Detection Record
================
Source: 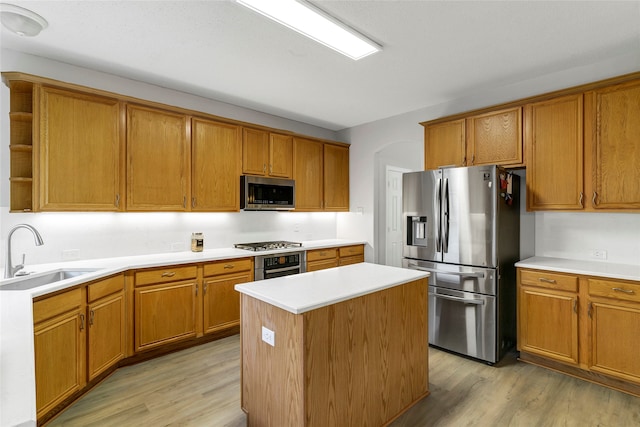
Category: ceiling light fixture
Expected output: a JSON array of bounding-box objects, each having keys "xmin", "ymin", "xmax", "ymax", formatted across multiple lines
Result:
[
  {"xmin": 236, "ymin": 0, "xmax": 381, "ymax": 60},
  {"xmin": 0, "ymin": 3, "xmax": 48, "ymax": 37}
]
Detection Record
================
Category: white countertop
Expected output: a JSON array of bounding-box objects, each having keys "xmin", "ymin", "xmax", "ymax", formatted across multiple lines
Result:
[
  {"xmin": 235, "ymin": 262, "xmax": 429, "ymax": 314},
  {"xmin": 515, "ymin": 256, "xmax": 640, "ymax": 282},
  {"xmin": 0, "ymin": 239, "xmax": 364, "ymax": 427}
]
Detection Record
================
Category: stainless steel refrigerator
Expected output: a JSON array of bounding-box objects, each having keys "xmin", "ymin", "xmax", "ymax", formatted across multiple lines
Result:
[{"xmin": 402, "ymin": 165, "xmax": 519, "ymax": 364}]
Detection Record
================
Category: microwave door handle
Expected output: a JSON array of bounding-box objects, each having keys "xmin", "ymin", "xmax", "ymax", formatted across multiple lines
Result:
[{"xmin": 435, "ymin": 178, "xmax": 442, "ymax": 252}]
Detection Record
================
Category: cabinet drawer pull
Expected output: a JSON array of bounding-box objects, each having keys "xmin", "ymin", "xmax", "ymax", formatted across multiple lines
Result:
[
  {"xmin": 592, "ymin": 191, "xmax": 598, "ymax": 206},
  {"xmin": 588, "ymin": 302, "xmax": 593, "ymax": 318},
  {"xmin": 80, "ymin": 314, "xmax": 85, "ymax": 331},
  {"xmin": 579, "ymin": 192, "xmax": 584, "ymax": 208},
  {"xmin": 161, "ymin": 272, "xmax": 176, "ymax": 278},
  {"xmin": 89, "ymin": 310, "xmax": 95, "ymax": 326},
  {"xmin": 612, "ymin": 287, "xmax": 635, "ymax": 294},
  {"xmin": 573, "ymin": 299, "xmax": 577, "ymax": 314},
  {"xmin": 224, "ymin": 264, "xmax": 235, "ymax": 269},
  {"xmin": 539, "ymin": 278, "xmax": 557, "ymax": 284},
  {"xmin": 115, "ymin": 193, "xmax": 120, "ymax": 208}
]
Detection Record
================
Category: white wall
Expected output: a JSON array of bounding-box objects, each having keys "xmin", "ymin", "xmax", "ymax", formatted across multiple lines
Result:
[
  {"xmin": 0, "ymin": 49, "xmax": 341, "ymax": 266},
  {"xmin": 337, "ymin": 50, "xmax": 640, "ymax": 265}
]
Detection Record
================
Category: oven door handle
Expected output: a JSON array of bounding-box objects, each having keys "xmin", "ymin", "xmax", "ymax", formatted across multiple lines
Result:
[
  {"xmin": 407, "ymin": 264, "xmax": 485, "ymax": 279},
  {"xmin": 263, "ymin": 266, "xmax": 300, "ymax": 275},
  {"xmin": 433, "ymin": 293, "xmax": 485, "ymax": 305}
]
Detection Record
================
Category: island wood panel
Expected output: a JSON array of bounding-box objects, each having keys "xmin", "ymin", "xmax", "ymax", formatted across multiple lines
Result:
[
  {"xmin": 240, "ymin": 294, "xmax": 305, "ymax": 426},
  {"xmin": 240, "ymin": 277, "xmax": 428, "ymax": 427}
]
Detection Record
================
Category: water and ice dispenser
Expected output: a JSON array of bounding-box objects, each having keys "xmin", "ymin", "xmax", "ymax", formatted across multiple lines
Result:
[{"xmin": 407, "ymin": 216, "xmax": 428, "ymax": 247}]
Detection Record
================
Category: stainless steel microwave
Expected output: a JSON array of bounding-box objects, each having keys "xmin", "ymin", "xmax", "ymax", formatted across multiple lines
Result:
[{"xmin": 240, "ymin": 176, "xmax": 295, "ymax": 211}]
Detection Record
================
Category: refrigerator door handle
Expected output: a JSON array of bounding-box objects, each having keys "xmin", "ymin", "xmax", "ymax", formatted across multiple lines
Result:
[
  {"xmin": 442, "ymin": 178, "xmax": 449, "ymax": 253},
  {"xmin": 435, "ymin": 178, "xmax": 442, "ymax": 252}
]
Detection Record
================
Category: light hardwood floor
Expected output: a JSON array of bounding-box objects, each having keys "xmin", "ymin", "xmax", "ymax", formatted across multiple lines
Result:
[{"xmin": 49, "ymin": 334, "xmax": 639, "ymax": 426}]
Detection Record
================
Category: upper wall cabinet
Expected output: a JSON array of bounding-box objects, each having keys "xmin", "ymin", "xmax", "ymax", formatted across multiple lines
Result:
[
  {"xmin": 466, "ymin": 107, "xmax": 523, "ymax": 167},
  {"xmin": 423, "ymin": 107, "xmax": 523, "ymax": 170},
  {"xmin": 423, "ymin": 119, "xmax": 465, "ymax": 170},
  {"xmin": 525, "ymin": 94, "xmax": 584, "ymax": 211},
  {"xmin": 192, "ymin": 118, "xmax": 242, "ymax": 211},
  {"xmin": 584, "ymin": 80, "xmax": 640, "ymax": 210},
  {"xmin": 324, "ymin": 143, "xmax": 349, "ymax": 211},
  {"xmin": 127, "ymin": 105, "xmax": 190, "ymax": 211},
  {"xmin": 242, "ymin": 128, "xmax": 293, "ymax": 178},
  {"xmin": 293, "ymin": 137, "xmax": 324, "ymax": 211},
  {"xmin": 7, "ymin": 79, "xmax": 35, "ymax": 212},
  {"xmin": 39, "ymin": 87, "xmax": 124, "ymax": 211}
]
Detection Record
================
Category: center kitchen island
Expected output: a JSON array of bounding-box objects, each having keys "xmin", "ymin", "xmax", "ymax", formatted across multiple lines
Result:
[{"xmin": 235, "ymin": 263, "xmax": 430, "ymax": 427}]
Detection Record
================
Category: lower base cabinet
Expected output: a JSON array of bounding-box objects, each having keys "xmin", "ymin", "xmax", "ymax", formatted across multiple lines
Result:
[
  {"xmin": 518, "ymin": 268, "xmax": 640, "ymax": 395},
  {"xmin": 307, "ymin": 244, "xmax": 364, "ymax": 271}
]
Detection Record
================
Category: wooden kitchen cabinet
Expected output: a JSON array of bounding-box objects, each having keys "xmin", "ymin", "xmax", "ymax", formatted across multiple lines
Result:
[
  {"xmin": 39, "ymin": 86, "xmax": 124, "ymax": 211},
  {"xmin": 323, "ymin": 143, "xmax": 350, "ymax": 211},
  {"xmin": 134, "ymin": 265, "xmax": 198, "ymax": 352},
  {"xmin": 524, "ymin": 94, "xmax": 584, "ymax": 211},
  {"xmin": 192, "ymin": 118, "xmax": 242, "ymax": 211},
  {"xmin": 424, "ymin": 118, "xmax": 466, "ymax": 170},
  {"xmin": 294, "ymin": 137, "xmax": 324, "ymax": 211},
  {"xmin": 584, "ymin": 80, "xmax": 640, "ymax": 210},
  {"xmin": 517, "ymin": 269, "xmax": 579, "ymax": 365},
  {"xmin": 242, "ymin": 128, "xmax": 293, "ymax": 178},
  {"xmin": 202, "ymin": 258, "xmax": 253, "ymax": 334},
  {"xmin": 127, "ymin": 105, "xmax": 190, "ymax": 211},
  {"xmin": 33, "ymin": 288, "xmax": 85, "ymax": 419},
  {"xmin": 466, "ymin": 106, "xmax": 523, "ymax": 167},
  {"xmin": 87, "ymin": 275, "xmax": 125, "ymax": 381},
  {"xmin": 7, "ymin": 79, "xmax": 35, "ymax": 212},
  {"xmin": 338, "ymin": 244, "xmax": 365, "ymax": 266},
  {"xmin": 587, "ymin": 278, "xmax": 640, "ymax": 384},
  {"xmin": 307, "ymin": 247, "xmax": 338, "ymax": 272}
]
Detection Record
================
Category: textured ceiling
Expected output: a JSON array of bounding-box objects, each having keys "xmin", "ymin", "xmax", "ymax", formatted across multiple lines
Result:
[{"xmin": 1, "ymin": 0, "xmax": 639, "ymax": 130}]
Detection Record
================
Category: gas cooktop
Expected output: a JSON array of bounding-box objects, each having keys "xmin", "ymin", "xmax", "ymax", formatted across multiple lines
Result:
[{"xmin": 234, "ymin": 241, "xmax": 302, "ymax": 252}]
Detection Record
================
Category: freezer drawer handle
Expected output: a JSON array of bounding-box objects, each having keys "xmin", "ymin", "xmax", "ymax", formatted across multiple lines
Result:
[
  {"xmin": 434, "ymin": 293, "xmax": 484, "ymax": 305},
  {"xmin": 408, "ymin": 264, "xmax": 485, "ymax": 279}
]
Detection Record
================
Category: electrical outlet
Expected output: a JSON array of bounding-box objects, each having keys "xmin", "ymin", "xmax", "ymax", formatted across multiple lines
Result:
[
  {"xmin": 294, "ymin": 223, "xmax": 300, "ymax": 233},
  {"xmin": 62, "ymin": 249, "xmax": 80, "ymax": 260},
  {"xmin": 261, "ymin": 326, "xmax": 275, "ymax": 347},
  {"xmin": 592, "ymin": 249, "xmax": 608, "ymax": 260}
]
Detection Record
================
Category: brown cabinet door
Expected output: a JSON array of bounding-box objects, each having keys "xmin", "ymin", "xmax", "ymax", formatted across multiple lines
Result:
[
  {"xmin": 586, "ymin": 80, "xmax": 640, "ymax": 209},
  {"xmin": 269, "ymin": 133, "xmax": 293, "ymax": 178},
  {"xmin": 466, "ymin": 106, "xmax": 523, "ymax": 167},
  {"xmin": 307, "ymin": 258, "xmax": 339, "ymax": 272},
  {"xmin": 525, "ymin": 94, "xmax": 584, "ymax": 210},
  {"xmin": 192, "ymin": 118, "xmax": 242, "ymax": 211},
  {"xmin": 242, "ymin": 128, "xmax": 269, "ymax": 176},
  {"xmin": 127, "ymin": 105, "xmax": 189, "ymax": 211},
  {"xmin": 87, "ymin": 291, "xmax": 125, "ymax": 381},
  {"xmin": 34, "ymin": 310, "xmax": 85, "ymax": 418},
  {"xmin": 294, "ymin": 137, "xmax": 323, "ymax": 211},
  {"xmin": 203, "ymin": 271, "xmax": 252, "ymax": 334},
  {"xmin": 424, "ymin": 119, "xmax": 466, "ymax": 170},
  {"xmin": 40, "ymin": 87, "xmax": 123, "ymax": 211},
  {"xmin": 589, "ymin": 299, "xmax": 640, "ymax": 383},
  {"xmin": 324, "ymin": 144, "xmax": 349, "ymax": 211},
  {"xmin": 518, "ymin": 286, "xmax": 579, "ymax": 365},
  {"xmin": 134, "ymin": 280, "xmax": 197, "ymax": 352}
]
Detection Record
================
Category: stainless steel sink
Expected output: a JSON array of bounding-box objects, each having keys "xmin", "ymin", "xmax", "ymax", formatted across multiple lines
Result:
[{"xmin": 0, "ymin": 269, "xmax": 99, "ymax": 291}]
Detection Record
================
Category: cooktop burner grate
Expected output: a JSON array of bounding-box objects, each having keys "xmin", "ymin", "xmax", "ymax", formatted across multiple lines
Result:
[{"xmin": 234, "ymin": 241, "xmax": 302, "ymax": 252}]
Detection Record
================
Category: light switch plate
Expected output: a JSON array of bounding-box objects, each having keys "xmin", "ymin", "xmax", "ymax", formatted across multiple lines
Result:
[{"xmin": 261, "ymin": 326, "xmax": 275, "ymax": 346}]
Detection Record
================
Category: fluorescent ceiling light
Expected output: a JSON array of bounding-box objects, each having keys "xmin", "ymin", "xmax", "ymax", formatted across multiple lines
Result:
[{"xmin": 236, "ymin": 0, "xmax": 381, "ymax": 60}]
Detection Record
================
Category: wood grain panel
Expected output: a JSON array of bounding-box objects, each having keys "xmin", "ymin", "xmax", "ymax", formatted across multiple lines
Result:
[
  {"xmin": 588, "ymin": 278, "xmax": 640, "ymax": 304},
  {"xmin": 241, "ymin": 294, "xmax": 305, "ymax": 426},
  {"xmin": 307, "ymin": 259, "xmax": 339, "ymax": 272},
  {"xmin": 587, "ymin": 80, "xmax": 640, "ymax": 209},
  {"xmin": 203, "ymin": 271, "xmax": 252, "ymax": 334},
  {"xmin": 467, "ymin": 106, "xmax": 522, "ymax": 166},
  {"xmin": 338, "ymin": 245, "xmax": 364, "ymax": 257},
  {"xmin": 203, "ymin": 258, "xmax": 253, "ymax": 276},
  {"xmin": 134, "ymin": 265, "xmax": 197, "ymax": 287},
  {"xmin": 242, "ymin": 128, "xmax": 269, "ymax": 176},
  {"xmin": 293, "ymin": 137, "xmax": 323, "ymax": 211},
  {"xmin": 306, "ymin": 248, "xmax": 337, "ymax": 262},
  {"xmin": 192, "ymin": 118, "xmax": 242, "ymax": 211},
  {"xmin": 323, "ymin": 144, "xmax": 349, "ymax": 211},
  {"xmin": 424, "ymin": 119, "xmax": 465, "ymax": 170},
  {"xmin": 525, "ymin": 94, "xmax": 584, "ymax": 210},
  {"xmin": 33, "ymin": 287, "xmax": 82, "ymax": 323},
  {"xmin": 269, "ymin": 133, "xmax": 293, "ymax": 178},
  {"xmin": 519, "ymin": 269, "xmax": 578, "ymax": 292},
  {"xmin": 87, "ymin": 274, "xmax": 124, "ymax": 302},
  {"xmin": 88, "ymin": 291, "xmax": 125, "ymax": 380}
]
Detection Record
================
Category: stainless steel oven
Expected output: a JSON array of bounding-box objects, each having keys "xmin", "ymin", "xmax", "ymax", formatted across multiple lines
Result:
[{"xmin": 254, "ymin": 251, "xmax": 306, "ymax": 280}]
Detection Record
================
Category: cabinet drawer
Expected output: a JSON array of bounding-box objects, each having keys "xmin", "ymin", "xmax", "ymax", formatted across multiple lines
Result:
[
  {"xmin": 135, "ymin": 265, "xmax": 197, "ymax": 287},
  {"xmin": 204, "ymin": 258, "xmax": 253, "ymax": 277},
  {"xmin": 307, "ymin": 259, "xmax": 339, "ymax": 272},
  {"xmin": 307, "ymin": 248, "xmax": 337, "ymax": 262},
  {"xmin": 339, "ymin": 245, "xmax": 364, "ymax": 258},
  {"xmin": 87, "ymin": 275, "xmax": 124, "ymax": 302},
  {"xmin": 519, "ymin": 269, "xmax": 578, "ymax": 292},
  {"xmin": 33, "ymin": 288, "xmax": 83, "ymax": 324},
  {"xmin": 588, "ymin": 278, "xmax": 640, "ymax": 304},
  {"xmin": 339, "ymin": 255, "xmax": 364, "ymax": 267}
]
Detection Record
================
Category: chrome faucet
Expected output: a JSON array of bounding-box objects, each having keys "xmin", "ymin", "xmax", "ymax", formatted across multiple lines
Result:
[{"xmin": 4, "ymin": 224, "xmax": 44, "ymax": 279}]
